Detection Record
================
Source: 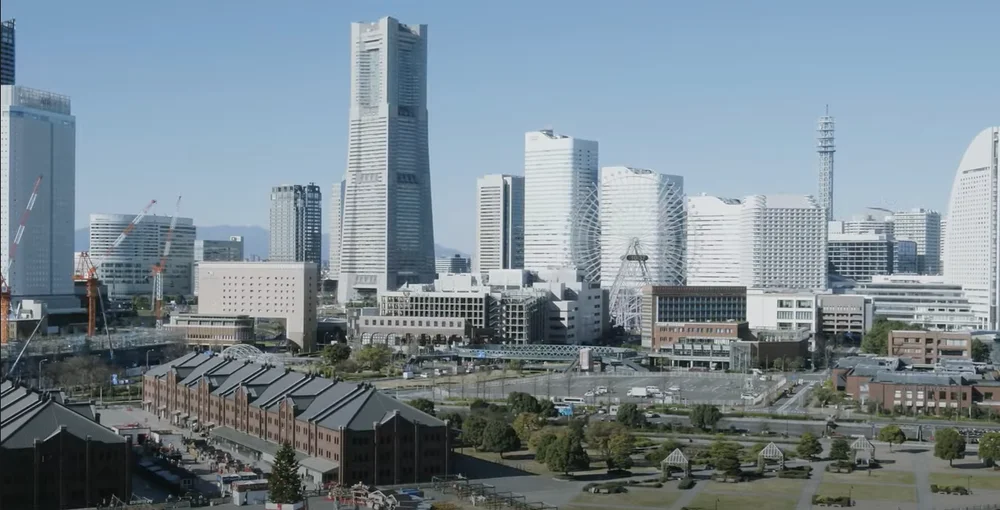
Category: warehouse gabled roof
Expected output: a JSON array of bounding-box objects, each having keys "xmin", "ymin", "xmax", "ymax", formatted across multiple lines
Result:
[{"xmin": 1, "ymin": 383, "xmax": 125, "ymax": 448}]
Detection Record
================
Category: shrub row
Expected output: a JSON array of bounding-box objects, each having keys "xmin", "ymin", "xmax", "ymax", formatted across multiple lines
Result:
[
  {"xmin": 777, "ymin": 469, "xmax": 810, "ymax": 479},
  {"xmin": 581, "ymin": 482, "xmax": 627, "ymax": 494},
  {"xmin": 930, "ymin": 485, "xmax": 969, "ymax": 495},
  {"xmin": 811, "ymin": 495, "xmax": 852, "ymax": 506},
  {"xmin": 678, "ymin": 478, "xmax": 696, "ymax": 490}
]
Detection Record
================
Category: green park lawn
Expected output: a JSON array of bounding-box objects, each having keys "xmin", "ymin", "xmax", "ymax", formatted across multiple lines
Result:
[
  {"xmin": 928, "ymin": 472, "xmax": 1000, "ymax": 491},
  {"xmin": 816, "ymin": 481, "xmax": 916, "ymax": 502}
]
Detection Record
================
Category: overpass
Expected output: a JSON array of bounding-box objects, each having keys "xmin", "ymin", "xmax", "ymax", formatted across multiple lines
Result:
[{"xmin": 447, "ymin": 343, "xmax": 639, "ymax": 363}]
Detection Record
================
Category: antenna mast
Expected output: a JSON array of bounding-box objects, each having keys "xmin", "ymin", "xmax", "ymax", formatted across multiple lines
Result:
[{"xmin": 817, "ymin": 107, "xmax": 836, "ymax": 222}]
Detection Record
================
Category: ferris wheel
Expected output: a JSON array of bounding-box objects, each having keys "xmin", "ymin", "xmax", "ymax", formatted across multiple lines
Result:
[{"xmin": 573, "ymin": 168, "xmax": 686, "ymax": 332}]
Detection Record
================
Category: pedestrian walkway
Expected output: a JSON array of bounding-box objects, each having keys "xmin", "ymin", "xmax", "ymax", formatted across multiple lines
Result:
[
  {"xmin": 795, "ymin": 460, "xmax": 828, "ymax": 510},
  {"xmin": 911, "ymin": 453, "xmax": 933, "ymax": 510},
  {"xmin": 669, "ymin": 477, "xmax": 708, "ymax": 510}
]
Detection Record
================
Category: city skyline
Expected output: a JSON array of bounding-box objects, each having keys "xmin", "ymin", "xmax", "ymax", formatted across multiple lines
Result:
[{"xmin": 2, "ymin": 2, "xmax": 996, "ymax": 254}]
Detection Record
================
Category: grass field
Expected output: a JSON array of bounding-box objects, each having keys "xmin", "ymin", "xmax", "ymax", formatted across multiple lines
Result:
[
  {"xmin": 703, "ymin": 477, "xmax": 806, "ymax": 495},
  {"xmin": 928, "ymin": 472, "xmax": 1000, "ymax": 491},
  {"xmin": 816, "ymin": 481, "xmax": 916, "ymax": 502},
  {"xmin": 686, "ymin": 493, "xmax": 797, "ymax": 510},
  {"xmin": 823, "ymin": 469, "xmax": 916, "ymax": 485},
  {"xmin": 572, "ymin": 487, "xmax": 681, "ymax": 508}
]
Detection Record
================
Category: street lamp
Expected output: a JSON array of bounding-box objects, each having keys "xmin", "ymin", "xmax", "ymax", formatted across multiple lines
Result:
[
  {"xmin": 146, "ymin": 349, "xmax": 152, "ymax": 371},
  {"xmin": 38, "ymin": 358, "xmax": 49, "ymax": 389},
  {"xmin": 715, "ymin": 497, "xmax": 720, "ymax": 510},
  {"xmin": 848, "ymin": 485, "xmax": 853, "ymax": 504}
]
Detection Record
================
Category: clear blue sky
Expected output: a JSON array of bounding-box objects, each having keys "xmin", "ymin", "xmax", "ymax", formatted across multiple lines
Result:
[{"xmin": 6, "ymin": 1, "xmax": 998, "ymax": 253}]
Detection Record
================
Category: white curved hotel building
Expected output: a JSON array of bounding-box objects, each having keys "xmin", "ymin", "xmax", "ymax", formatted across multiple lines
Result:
[
  {"xmin": 943, "ymin": 127, "xmax": 1000, "ymax": 330},
  {"xmin": 88, "ymin": 213, "xmax": 196, "ymax": 299}
]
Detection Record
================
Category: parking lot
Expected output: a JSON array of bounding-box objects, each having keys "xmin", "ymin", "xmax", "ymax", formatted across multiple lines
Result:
[{"xmin": 442, "ymin": 371, "xmax": 782, "ymax": 407}]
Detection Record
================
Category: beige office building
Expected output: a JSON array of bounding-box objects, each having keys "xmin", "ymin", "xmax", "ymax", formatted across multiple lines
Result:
[{"xmin": 196, "ymin": 262, "xmax": 318, "ymax": 351}]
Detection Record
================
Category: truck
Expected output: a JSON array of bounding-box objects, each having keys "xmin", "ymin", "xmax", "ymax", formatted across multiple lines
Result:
[{"xmin": 627, "ymin": 387, "xmax": 649, "ymax": 398}]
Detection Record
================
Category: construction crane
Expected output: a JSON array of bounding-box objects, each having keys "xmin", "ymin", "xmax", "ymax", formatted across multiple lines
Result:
[
  {"xmin": 1, "ymin": 175, "xmax": 44, "ymax": 345},
  {"xmin": 74, "ymin": 199, "xmax": 157, "ymax": 337},
  {"xmin": 152, "ymin": 196, "xmax": 181, "ymax": 327}
]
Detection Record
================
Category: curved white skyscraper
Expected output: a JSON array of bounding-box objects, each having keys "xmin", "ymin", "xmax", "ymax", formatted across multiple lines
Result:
[
  {"xmin": 338, "ymin": 17, "xmax": 435, "ymax": 302},
  {"xmin": 943, "ymin": 127, "xmax": 1000, "ymax": 329}
]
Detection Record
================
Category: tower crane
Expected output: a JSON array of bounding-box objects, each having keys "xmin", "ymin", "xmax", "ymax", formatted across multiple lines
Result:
[
  {"xmin": 74, "ymin": 199, "xmax": 157, "ymax": 337},
  {"xmin": 1, "ymin": 175, "xmax": 44, "ymax": 345},
  {"xmin": 152, "ymin": 196, "xmax": 181, "ymax": 327}
]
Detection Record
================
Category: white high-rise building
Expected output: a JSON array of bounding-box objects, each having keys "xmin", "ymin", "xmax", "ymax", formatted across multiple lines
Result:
[
  {"xmin": 940, "ymin": 217, "xmax": 947, "ymax": 274},
  {"xmin": 475, "ymin": 174, "xmax": 524, "ymax": 272},
  {"xmin": 599, "ymin": 166, "xmax": 685, "ymax": 286},
  {"xmin": 686, "ymin": 195, "xmax": 743, "ymax": 285},
  {"xmin": 841, "ymin": 214, "xmax": 893, "ymax": 236},
  {"xmin": 740, "ymin": 194, "xmax": 827, "ymax": 289},
  {"xmin": 269, "ymin": 183, "xmax": 322, "ymax": 266},
  {"xmin": 339, "ymin": 17, "xmax": 435, "ymax": 303},
  {"xmin": 943, "ymin": 127, "xmax": 1000, "ymax": 329},
  {"xmin": 1, "ymin": 86, "xmax": 75, "ymax": 299},
  {"xmin": 329, "ymin": 179, "xmax": 345, "ymax": 275},
  {"xmin": 89, "ymin": 213, "xmax": 196, "ymax": 298},
  {"xmin": 523, "ymin": 129, "xmax": 598, "ymax": 271},
  {"xmin": 889, "ymin": 208, "xmax": 941, "ymax": 275}
]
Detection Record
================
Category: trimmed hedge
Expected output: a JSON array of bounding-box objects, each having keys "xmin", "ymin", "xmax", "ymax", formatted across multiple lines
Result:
[
  {"xmin": 777, "ymin": 469, "xmax": 810, "ymax": 479},
  {"xmin": 930, "ymin": 484, "xmax": 969, "ymax": 495},
  {"xmin": 825, "ymin": 461, "xmax": 855, "ymax": 473},
  {"xmin": 811, "ymin": 495, "xmax": 852, "ymax": 506},
  {"xmin": 582, "ymin": 482, "xmax": 628, "ymax": 494},
  {"xmin": 678, "ymin": 478, "xmax": 696, "ymax": 490}
]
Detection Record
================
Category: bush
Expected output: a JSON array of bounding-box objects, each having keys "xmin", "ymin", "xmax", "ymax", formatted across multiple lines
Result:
[
  {"xmin": 825, "ymin": 460, "xmax": 855, "ymax": 473},
  {"xmin": 777, "ymin": 469, "xmax": 811, "ymax": 479},
  {"xmin": 929, "ymin": 484, "xmax": 969, "ymax": 495},
  {"xmin": 811, "ymin": 495, "xmax": 853, "ymax": 506},
  {"xmin": 582, "ymin": 481, "xmax": 628, "ymax": 494},
  {"xmin": 678, "ymin": 478, "xmax": 696, "ymax": 490}
]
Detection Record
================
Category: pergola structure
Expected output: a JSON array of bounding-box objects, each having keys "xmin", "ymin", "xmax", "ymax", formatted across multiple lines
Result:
[
  {"xmin": 851, "ymin": 436, "xmax": 876, "ymax": 466},
  {"xmin": 661, "ymin": 448, "xmax": 692, "ymax": 478},
  {"xmin": 757, "ymin": 442, "xmax": 786, "ymax": 471}
]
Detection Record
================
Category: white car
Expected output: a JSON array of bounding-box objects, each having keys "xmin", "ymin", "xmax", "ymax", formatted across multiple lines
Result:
[
  {"xmin": 584, "ymin": 390, "xmax": 595, "ymax": 397},
  {"xmin": 668, "ymin": 386, "xmax": 681, "ymax": 392}
]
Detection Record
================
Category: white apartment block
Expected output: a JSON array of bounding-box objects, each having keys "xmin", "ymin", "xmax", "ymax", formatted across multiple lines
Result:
[
  {"xmin": 329, "ymin": 179, "xmax": 345, "ymax": 276},
  {"xmin": 339, "ymin": 17, "xmax": 436, "ymax": 303},
  {"xmin": 1, "ymin": 86, "xmax": 75, "ymax": 299},
  {"xmin": 889, "ymin": 209, "xmax": 941, "ymax": 275},
  {"xmin": 686, "ymin": 195, "xmax": 743, "ymax": 285},
  {"xmin": 196, "ymin": 261, "xmax": 318, "ymax": 351},
  {"xmin": 827, "ymin": 224, "xmax": 893, "ymax": 283},
  {"xmin": 523, "ymin": 129, "xmax": 598, "ymax": 272},
  {"xmin": 841, "ymin": 214, "xmax": 894, "ymax": 236},
  {"xmin": 475, "ymin": 174, "xmax": 524, "ymax": 272},
  {"xmin": 944, "ymin": 127, "xmax": 999, "ymax": 329},
  {"xmin": 532, "ymin": 269, "xmax": 604, "ymax": 344},
  {"xmin": 746, "ymin": 289, "xmax": 820, "ymax": 350},
  {"xmin": 857, "ymin": 275, "xmax": 985, "ymax": 331},
  {"xmin": 89, "ymin": 213, "xmax": 195, "ymax": 298},
  {"xmin": 435, "ymin": 255, "xmax": 470, "ymax": 275},
  {"xmin": 940, "ymin": 217, "xmax": 947, "ymax": 274},
  {"xmin": 599, "ymin": 166, "xmax": 685, "ymax": 287},
  {"xmin": 739, "ymin": 195, "xmax": 827, "ymax": 290}
]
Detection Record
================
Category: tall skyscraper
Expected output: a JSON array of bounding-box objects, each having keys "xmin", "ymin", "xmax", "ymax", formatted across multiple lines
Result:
[
  {"xmin": 269, "ymin": 183, "xmax": 322, "ymax": 268},
  {"xmin": 475, "ymin": 174, "xmax": 524, "ymax": 272},
  {"xmin": 944, "ymin": 127, "xmax": 1000, "ymax": 329},
  {"xmin": 339, "ymin": 17, "xmax": 435, "ymax": 303},
  {"xmin": 1, "ymin": 86, "xmax": 75, "ymax": 298},
  {"xmin": 0, "ymin": 19, "xmax": 14, "ymax": 85},
  {"xmin": 740, "ymin": 194, "xmax": 827, "ymax": 289},
  {"xmin": 889, "ymin": 208, "xmax": 941, "ymax": 275},
  {"xmin": 817, "ymin": 108, "xmax": 835, "ymax": 222},
  {"xmin": 523, "ymin": 129, "xmax": 598, "ymax": 272},
  {"xmin": 599, "ymin": 166, "xmax": 685, "ymax": 287},
  {"xmin": 686, "ymin": 195, "xmax": 743, "ymax": 285},
  {"xmin": 329, "ymin": 179, "xmax": 345, "ymax": 276},
  {"xmin": 940, "ymin": 217, "xmax": 947, "ymax": 274}
]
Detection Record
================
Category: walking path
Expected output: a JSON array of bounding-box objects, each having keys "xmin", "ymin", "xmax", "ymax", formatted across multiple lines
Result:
[
  {"xmin": 911, "ymin": 454, "xmax": 933, "ymax": 510},
  {"xmin": 795, "ymin": 461, "xmax": 828, "ymax": 510},
  {"xmin": 669, "ymin": 477, "xmax": 708, "ymax": 510}
]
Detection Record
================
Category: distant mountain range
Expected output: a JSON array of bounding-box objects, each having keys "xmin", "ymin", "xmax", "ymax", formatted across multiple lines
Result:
[{"xmin": 74, "ymin": 226, "xmax": 469, "ymax": 261}]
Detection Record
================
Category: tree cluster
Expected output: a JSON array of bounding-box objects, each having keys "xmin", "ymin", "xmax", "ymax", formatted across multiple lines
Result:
[
  {"xmin": 971, "ymin": 338, "xmax": 993, "ymax": 363},
  {"xmin": 934, "ymin": 428, "xmax": 967, "ymax": 466},
  {"xmin": 861, "ymin": 318, "xmax": 920, "ymax": 355},
  {"xmin": 796, "ymin": 432, "xmax": 822, "ymax": 460},
  {"xmin": 585, "ymin": 421, "xmax": 636, "ymax": 471},
  {"xmin": 708, "ymin": 439, "xmax": 744, "ymax": 475},
  {"xmin": 408, "ymin": 398, "xmax": 436, "ymax": 417},
  {"xmin": 355, "ymin": 344, "xmax": 393, "ymax": 372},
  {"xmin": 321, "ymin": 343, "xmax": 352, "ymax": 366},
  {"xmin": 530, "ymin": 428, "xmax": 591, "ymax": 475},
  {"xmin": 978, "ymin": 431, "xmax": 1000, "ymax": 467},
  {"xmin": 616, "ymin": 403, "xmax": 647, "ymax": 428},
  {"xmin": 49, "ymin": 356, "xmax": 112, "ymax": 390},
  {"xmin": 689, "ymin": 404, "xmax": 722, "ymax": 430},
  {"xmin": 829, "ymin": 437, "xmax": 851, "ymax": 461}
]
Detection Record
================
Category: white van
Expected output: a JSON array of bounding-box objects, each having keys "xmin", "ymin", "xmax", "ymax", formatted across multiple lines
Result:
[{"xmin": 561, "ymin": 397, "xmax": 586, "ymax": 405}]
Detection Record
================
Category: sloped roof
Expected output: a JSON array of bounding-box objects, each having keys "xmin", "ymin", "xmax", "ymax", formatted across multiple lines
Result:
[
  {"xmin": 145, "ymin": 351, "xmax": 201, "ymax": 378},
  {"xmin": 1, "ymin": 394, "xmax": 125, "ymax": 448},
  {"xmin": 851, "ymin": 436, "xmax": 875, "ymax": 452},
  {"xmin": 178, "ymin": 356, "xmax": 230, "ymax": 386}
]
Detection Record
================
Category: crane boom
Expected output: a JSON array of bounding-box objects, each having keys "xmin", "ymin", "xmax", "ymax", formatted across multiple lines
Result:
[
  {"xmin": 2, "ymin": 175, "xmax": 44, "ymax": 345},
  {"xmin": 111, "ymin": 199, "xmax": 157, "ymax": 250},
  {"xmin": 153, "ymin": 196, "xmax": 182, "ymax": 326}
]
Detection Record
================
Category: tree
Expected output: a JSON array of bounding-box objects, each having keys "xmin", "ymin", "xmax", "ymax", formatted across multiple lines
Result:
[
  {"xmin": 709, "ymin": 439, "xmax": 743, "ymax": 474},
  {"xmin": 537, "ymin": 399, "xmax": 557, "ymax": 418},
  {"xmin": 607, "ymin": 430, "xmax": 636, "ymax": 470},
  {"xmin": 690, "ymin": 404, "xmax": 722, "ymax": 430},
  {"xmin": 796, "ymin": 432, "xmax": 823, "ymax": 460},
  {"xmin": 772, "ymin": 358, "xmax": 785, "ymax": 371},
  {"xmin": 132, "ymin": 295, "xmax": 151, "ymax": 311},
  {"xmin": 788, "ymin": 357, "xmax": 804, "ymax": 372},
  {"xmin": 355, "ymin": 343, "xmax": 393, "ymax": 372},
  {"xmin": 645, "ymin": 439, "xmax": 684, "ymax": 464},
  {"xmin": 616, "ymin": 403, "xmax": 646, "ymax": 428},
  {"xmin": 861, "ymin": 318, "xmax": 918, "ymax": 355},
  {"xmin": 321, "ymin": 343, "xmax": 352, "ymax": 365},
  {"xmin": 512, "ymin": 412, "xmax": 543, "ymax": 442},
  {"xmin": 480, "ymin": 420, "xmax": 521, "ymax": 458},
  {"xmin": 530, "ymin": 429, "xmax": 560, "ymax": 462},
  {"xmin": 268, "ymin": 442, "xmax": 303, "ymax": 504},
  {"xmin": 878, "ymin": 425, "xmax": 906, "ymax": 452},
  {"xmin": 507, "ymin": 392, "xmax": 540, "ymax": 415},
  {"xmin": 408, "ymin": 398, "xmax": 436, "ymax": 417},
  {"xmin": 829, "ymin": 437, "xmax": 850, "ymax": 461},
  {"xmin": 462, "ymin": 413, "xmax": 489, "ymax": 447},
  {"xmin": 585, "ymin": 421, "xmax": 627, "ymax": 469},
  {"xmin": 441, "ymin": 411, "xmax": 464, "ymax": 430},
  {"xmin": 469, "ymin": 398, "xmax": 490, "ymax": 413},
  {"xmin": 977, "ymin": 431, "xmax": 1000, "ymax": 467},
  {"xmin": 934, "ymin": 428, "xmax": 967, "ymax": 466},
  {"xmin": 545, "ymin": 431, "xmax": 591, "ymax": 475},
  {"xmin": 972, "ymin": 338, "xmax": 992, "ymax": 363}
]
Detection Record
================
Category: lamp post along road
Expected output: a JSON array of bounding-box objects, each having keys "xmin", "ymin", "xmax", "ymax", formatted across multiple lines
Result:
[{"xmin": 38, "ymin": 358, "xmax": 49, "ymax": 389}]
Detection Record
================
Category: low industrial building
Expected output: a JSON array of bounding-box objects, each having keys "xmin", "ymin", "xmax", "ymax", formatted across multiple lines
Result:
[
  {"xmin": 888, "ymin": 330, "xmax": 973, "ymax": 365},
  {"xmin": 166, "ymin": 313, "xmax": 255, "ymax": 347},
  {"xmin": 640, "ymin": 286, "xmax": 747, "ymax": 348},
  {"xmin": 855, "ymin": 275, "xmax": 985, "ymax": 330},
  {"xmin": 817, "ymin": 294, "xmax": 874, "ymax": 341},
  {"xmin": 647, "ymin": 321, "xmax": 809, "ymax": 371},
  {"xmin": 142, "ymin": 352, "xmax": 452, "ymax": 487},
  {"xmin": 1, "ymin": 381, "xmax": 132, "ymax": 509}
]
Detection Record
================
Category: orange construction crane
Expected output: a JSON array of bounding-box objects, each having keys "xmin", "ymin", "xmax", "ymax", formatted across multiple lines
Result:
[
  {"xmin": 74, "ymin": 199, "xmax": 157, "ymax": 337},
  {"xmin": 152, "ymin": 196, "xmax": 181, "ymax": 327},
  {"xmin": 1, "ymin": 175, "xmax": 44, "ymax": 345}
]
